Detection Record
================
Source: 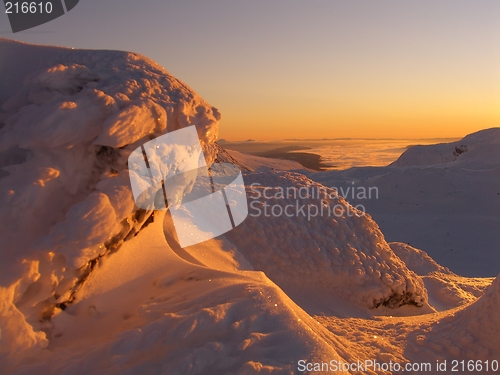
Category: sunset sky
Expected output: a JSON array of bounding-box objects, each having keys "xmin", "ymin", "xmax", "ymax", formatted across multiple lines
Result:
[{"xmin": 1, "ymin": 0, "xmax": 499, "ymax": 140}]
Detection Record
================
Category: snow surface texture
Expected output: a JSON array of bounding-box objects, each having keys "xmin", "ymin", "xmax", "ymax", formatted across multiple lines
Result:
[
  {"xmin": 1, "ymin": 39, "xmax": 498, "ymax": 374},
  {"xmin": 390, "ymin": 242, "xmax": 493, "ymax": 311},
  {"xmin": 0, "ymin": 38, "xmax": 221, "ymax": 370},
  {"xmin": 220, "ymin": 172, "xmax": 428, "ymax": 311},
  {"xmin": 9, "ymin": 213, "xmax": 347, "ymax": 375},
  {"xmin": 406, "ymin": 274, "xmax": 500, "ymax": 364},
  {"xmin": 307, "ymin": 128, "xmax": 500, "ymax": 277},
  {"xmin": 0, "ymin": 39, "xmax": 221, "ymax": 274}
]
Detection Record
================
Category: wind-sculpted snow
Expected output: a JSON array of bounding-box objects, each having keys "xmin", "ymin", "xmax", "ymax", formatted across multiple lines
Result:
[
  {"xmin": 1, "ymin": 39, "xmax": 497, "ymax": 374},
  {"xmin": 389, "ymin": 242, "xmax": 451, "ymax": 276},
  {"xmin": 0, "ymin": 38, "xmax": 220, "ymax": 369},
  {"xmin": 8, "ymin": 212, "xmax": 348, "ymax": 375},
  {"xmin": 407, "ymin": 275, "xmax": 500, "ymax": 362},
  {"xmin": 390, "ymin": 243, "xmax": 492, "ymax": 310},
  {"xmin": 222, "ymin": 171, "xmax": 428, "ymax": 310}
]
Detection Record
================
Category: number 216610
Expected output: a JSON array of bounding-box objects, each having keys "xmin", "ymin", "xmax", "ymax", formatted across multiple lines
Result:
[{"xmin": 5, "ymin": 2, "xmax": 53, "ymax": 14}]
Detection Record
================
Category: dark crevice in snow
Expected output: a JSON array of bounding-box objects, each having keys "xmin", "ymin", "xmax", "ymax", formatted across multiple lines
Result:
[
  {"xmin": 91, "ymin": 145, "xmax": 122, "ymax": 186},
  {"xmin": 374, "ymin": 291, "xmax": 424, "ymax": 309},
  {"xmin": 0, "ymin": 146, "xmax": 33, "ymax": 169},
  {"xmin": 453, "ymin": 145, "xmax": 468, "ymax": 157},
  {"xmin": 53, "ymin": 210, "xmax": 156, "ymax": 313},
  {"xmin": 33, "ymin": 141, "xmax": 223, "ymax": 319}
]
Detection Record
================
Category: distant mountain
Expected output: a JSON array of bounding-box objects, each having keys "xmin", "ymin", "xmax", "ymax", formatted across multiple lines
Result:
[
  {"xmin": 392, "ymin": 128, "xmax": 500, "ymax": 169},
  {"xmin": 308, "ymin": 127, "xmax": 500, "ymax": 277}
]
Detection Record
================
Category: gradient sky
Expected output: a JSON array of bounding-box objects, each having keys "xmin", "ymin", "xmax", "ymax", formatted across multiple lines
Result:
[{"xmin": 1, "ymin": 0, "xmax": 499, "ymax": 140}]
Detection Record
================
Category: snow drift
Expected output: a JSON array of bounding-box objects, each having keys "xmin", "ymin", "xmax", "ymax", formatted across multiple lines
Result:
[
  {"xmin": 220, "ymin": 172, "xmax": 427, "ymax": 310},
  {"xmin": 8, "ymin": 213, "xmax": 348, "ymax": 375},
  {"xmin": 407, "ymin": 274, "xmax": 500, "ymax": 362},
  {"xmin": 0, "ymin": 38, "xmax": 221, "ymax": 369},
  {"xmin": 1, "ymin": 39, "xmax": 496, "ymax": 374},
  {"xmin": 390, "ymin": 242, "xmax": 492, "ymax": 311}
]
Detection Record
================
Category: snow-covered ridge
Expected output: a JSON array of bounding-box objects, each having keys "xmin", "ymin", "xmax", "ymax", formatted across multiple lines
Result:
[
  {"xmin": 0, "ymin": 38, "xmax": 221, "ymax": 274},
  {"xmin": 0, "ymin": 38, "xmax": 222, "ymax": 368},
  {"xmin": 389, "ymin": 242, "xmax": 451, "ymax": 276},
  {"xmin": 224, "ymin": 148, "xmax": 306, "ymax": 172},
  {"xmin": 221, "ymin": 171, "xmax": 428, "ymax": 310},
  {"xmin": 308, "ymin": 128, "xmax": 500, "ymax": 277},
  {"xmin": 1, "ymin": 40, "xmax": 497, "ymax": 374},
  {"xmin": 391, "ymin": 128, "xmax": 500, "ymax": 169}
]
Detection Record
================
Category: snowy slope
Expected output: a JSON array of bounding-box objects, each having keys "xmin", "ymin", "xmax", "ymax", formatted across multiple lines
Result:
[
  {"xmin": 389, "ymin": 242, "xmax": 451, "ymax": 276},
  {"xmin": 307, "ymin": 129, "xmax": 500, "ymax": 277},
  {"xmin": 406, "ymin": 273, "xmax": 500, "ymax": 365},
  {"xmin": 226, "ymin": 149, "xmax": 306, "ymax": 172},
  {"xmin": 9, "ymin": 213, "xmax": 348, "ymax": 375},
  {"xmin": 390, "ymin": 242, "xmax": 493, "ymax": 311},
  {"xmin": 392, "ymin": 128, "xmax": 500, "ymax": 169},
  {"xmin": 0, "ymin": 38, "xmax": 222, "ymax": 370},
  {"xmin": 1, "ymin": 39, "xmax": 498, "ymax": 375}
]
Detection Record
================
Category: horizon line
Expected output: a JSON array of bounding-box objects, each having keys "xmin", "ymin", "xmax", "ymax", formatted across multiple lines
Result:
[{"xmin": 218, "ymin": 136, "xmax": 463, "ymax": 143}]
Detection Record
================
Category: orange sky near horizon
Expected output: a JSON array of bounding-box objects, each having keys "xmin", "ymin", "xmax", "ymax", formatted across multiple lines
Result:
[
  {"xmin": 188, "ymin": 2, "xmax": 500, "ymax": 141},
  {"xmin": 216, "ymin": 84, "xmax": 500, "ymax": 140},
  {"xmin": 211, "ymin": 22, "xmax": 500, "ymax": 141}
]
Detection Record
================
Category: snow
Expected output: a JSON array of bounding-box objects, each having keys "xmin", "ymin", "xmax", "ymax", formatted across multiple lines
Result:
[
  {"xmin": 307, "ymin": 128, "xmax": 500, "ymax": 277},
  {"xmin": 10, "ymin": 212, "xmax": 346, "ymax": 375},
  {"xmin": 1, "ymin": 38, "xmax": 498, "ymax": 374},
  {"xmin": 0, "ymin": 38, "xmax": 221, "ymax": 371},
  {"xmin": 221, "ymin": 171, "xmax": 428, "ymax": 311},
  {"xmin": 391, "ymin": 128, "xmax": 500, "ymax": 169},
  {"xmin": 225, "ymin": 149, "xmax": 306, "ymax": 172},
  {"xmin": 406, "ymin": 274, "xmax": 500, "ymax": 363},
  {"xmin": 95, "ymin": 98, "xmax": 167, "ymax": 148}
]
